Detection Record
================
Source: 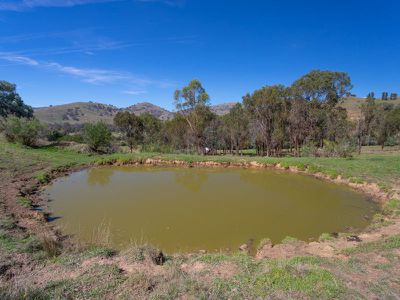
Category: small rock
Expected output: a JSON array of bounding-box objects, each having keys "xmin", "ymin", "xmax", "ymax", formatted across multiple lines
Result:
[
  {"xmin": 346, "ymin": 235, "xmax": 362, "ymax": 242},
  {"xmin": 239, "ymin": 244, "xmax": 248, "ymax": 251},
  {"xmin": 198, "ymin": 249, "xmax": 206, "ymax": 254}
]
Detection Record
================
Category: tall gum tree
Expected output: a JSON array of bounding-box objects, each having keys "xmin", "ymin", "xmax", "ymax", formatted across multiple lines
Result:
[{"xmin": 174, "ymin": 79, "xmax": 213, "ymax": 154}]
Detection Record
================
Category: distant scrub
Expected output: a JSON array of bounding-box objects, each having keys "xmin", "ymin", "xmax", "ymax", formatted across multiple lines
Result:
[
  {"xmin": 84, "ymin": 122, "xmax": 112, "ymax": 153},
  {"xmin": 2, "ymin": 116, "xmax": 43, "ymax": 147}
]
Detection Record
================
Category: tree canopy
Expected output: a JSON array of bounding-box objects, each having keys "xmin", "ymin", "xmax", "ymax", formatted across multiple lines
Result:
[{"xmin": 0, "ymin": 81, "xmax": 33, "ymax": 118}]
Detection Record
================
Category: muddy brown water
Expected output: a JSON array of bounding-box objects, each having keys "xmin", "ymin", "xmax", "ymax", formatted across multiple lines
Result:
[{"xmin": 45, "ymin": 166, "xmax": 378, "ymax": 253}]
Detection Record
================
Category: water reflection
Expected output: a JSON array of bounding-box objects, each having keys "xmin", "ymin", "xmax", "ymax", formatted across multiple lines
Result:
[
  {"xmin": 175, "ymin": 170, "xmax": 209, "ymax": 192},
  {"xmin": 87, "ymin": 168, "xmax": 114, "ymax": 186}
]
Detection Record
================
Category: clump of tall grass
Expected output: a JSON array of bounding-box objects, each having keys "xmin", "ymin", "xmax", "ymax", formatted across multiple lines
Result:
[
  {"xmin": 123, "ymin": 241, "xmax": 165, "ymax": 265},
  {"xmin": 16, "ymin": 196, "xmax": 32, "ymax": 208},
  {"xmin": 91, "ymin": 221, "xmax": 112, "ymax": 247},
  {"xmin": 38, "ymin": 233, "xmax": 59, "ymax": 258}
]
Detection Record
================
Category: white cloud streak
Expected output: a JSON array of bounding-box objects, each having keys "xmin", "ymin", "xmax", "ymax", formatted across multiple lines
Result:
[
  {"xmin": 0, "ymin": 52, "xmax": 172, "ymax": 88},
  {"xmin": 0, "ymin": 0, "xmax": 184, "ymax": 11},
  {"xmin": 0, "ymin": 53, "xmax": 39, "ymax": 65},
  {"xmin": 122, "ymin": 90, "xmax": 147, "ymax": 95},
  {"xmin": 0, "ymin": 0, "xmax": 121, "ymax": 11}
]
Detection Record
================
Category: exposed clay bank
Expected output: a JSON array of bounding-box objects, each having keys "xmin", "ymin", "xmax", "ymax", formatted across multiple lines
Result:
[{"xmin": 45, "ymin": 166, "xmax": 379, "ymax": 253}]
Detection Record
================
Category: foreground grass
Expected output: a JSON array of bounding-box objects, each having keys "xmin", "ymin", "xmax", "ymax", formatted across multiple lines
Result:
[{"xmin": 1, "ymin": 137, "xmax": 400, "ymax": 299}]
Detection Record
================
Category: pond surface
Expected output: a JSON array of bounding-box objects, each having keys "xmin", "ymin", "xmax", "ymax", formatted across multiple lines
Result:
[{"xmin": 46, "ymin": 166, "xmax": 378, "ymax": 253}]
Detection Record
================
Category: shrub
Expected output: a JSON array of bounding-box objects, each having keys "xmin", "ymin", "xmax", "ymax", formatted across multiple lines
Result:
[
  {"xmin": 84, "ymin": 122, "xmax": 112, "ymax": 153},
  {"xmin": 318, "ymin": 233, "xmax": 334, "ymax": 242},
  {"xmin": 257, "ymin": 238, "xmax": 272, "ymax": 250},
  {"xmin": 59, "ymin": 133, "xmax": 85, "ymax": 143},
  {"xmin": 36, "ymin": 171, "xmax": 50, "ymax": 184},
  {"xmin": 383, "ymin": 198, "xmax": 400, "ymax": 215},
  {"xmin": 16, "ymin": 196, "xmax": 32, "ymax": 208},
  {"xmin": 47, "ymin": 129, "xmax": 65, "ymax": 142},
  {"xmin": 2, "ymin": 116, "xmax": 43, "ymax": 146},
  {"xmin": 281, "ymin": 236, "xmax": 299, "ymax": 244},
  {"xmin": 300, "ymin": 142, "xmax": 318, "ymax": 157}
]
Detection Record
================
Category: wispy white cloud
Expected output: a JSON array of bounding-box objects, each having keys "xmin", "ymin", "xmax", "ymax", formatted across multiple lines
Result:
[
  {"xmin": 46, "ymin": 62, "xmax": 138, "ymax": 84},
  {"xmin": 0, "ymin": 0, "xmax": 121, "ymax": 11},
  {"xmin": 0, "ymin": 52, "xmax": 39, "ymax": 65},
  {"xmin": 0, "ymin": 52, "xmax": 173, "ymax": 88},
  {"xmin": 122, "ymin": 90, "xmax": 147, "ymax": 95},
  {"xmin": 0, "ymin": 27, "xmax": 198, "ymax": 57}
]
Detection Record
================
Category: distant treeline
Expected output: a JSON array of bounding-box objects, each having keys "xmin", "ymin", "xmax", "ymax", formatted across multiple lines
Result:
[{"xmin": 1, "ymin": 70, "xmax": 400, "ymax": 157}]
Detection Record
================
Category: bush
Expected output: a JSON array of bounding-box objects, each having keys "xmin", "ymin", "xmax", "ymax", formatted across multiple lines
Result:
[
  {"xmin": 84, "ymin": 122, "xmax": 112, "ymax": 153},
  {"xmin": 302, "ymin": 140, "xmax": 355, "ymax": 158},
  {"xmin": 47, "ymin": 129, "xmax": 65, "ymax": 142},
  {"xmin": 2, "ymin": 116, "xmax": 43, "ymax": 146},
  {"xmin": 59, "ymin": 133, "xmax": 85, "ymax": 143},
  {"xmin": 300, "ymin": 142, "xmax": 318, "ymax": 157}
]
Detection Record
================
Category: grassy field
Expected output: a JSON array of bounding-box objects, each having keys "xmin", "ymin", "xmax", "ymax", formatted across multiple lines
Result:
[{"xmin": 1, "ymin": 137, "xmax": 400, "ymax": 299}]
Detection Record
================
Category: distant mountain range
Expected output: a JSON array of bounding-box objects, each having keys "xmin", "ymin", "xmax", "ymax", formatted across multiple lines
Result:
[
  {"xmin": 34, "ymin": 101, "xmax": 238, "ymax": 124},
  {"xmin": 33, "ymin": 97, "xmax": 400, "ymax": 125}
]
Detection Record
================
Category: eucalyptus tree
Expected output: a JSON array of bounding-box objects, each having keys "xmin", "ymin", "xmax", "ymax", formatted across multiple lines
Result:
[
  {"xmin": 140, "ymin": 112, "xmax": 162, "ymax": 146},
  {"xmin": 291, "ymin": 70, "xmax": 353, "ymax": 147},
  {"xmin": 291, "ymin": 70, "xmax": 352, "ymax": 106},
  {"xmin": 360, "ymin": 97, "xmax": 377, "ymax": 146},
  {"xmin": 243, "ymin": 85, "xmax": 288, "ymax": 156},
  {"xmin": 174, "ymin": 79, "xmax": 214, "ymax": 153},
  {"xmin": 114, "ymin": 111, "xmax": 143, "ymax": 152},
  {"xmin": 224, "ymin": 103, "xmax": 249, "ymax": 155}
]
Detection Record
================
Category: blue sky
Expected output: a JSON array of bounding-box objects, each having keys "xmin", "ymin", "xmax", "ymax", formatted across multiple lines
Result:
[{"xmin": 0, "ymin": 0, "xmax": 399, "ymax": 110}]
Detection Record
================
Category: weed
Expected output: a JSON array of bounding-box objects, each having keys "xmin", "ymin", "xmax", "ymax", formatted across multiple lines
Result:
[
  {"xmin": 91, "ymin": 222, "xmax": 112, "ymax": 247},
  {"xmin": 193, "ymin": 253, "xmax": 229, "ymax": 265},
  {"xmin": 295, "ymin": 162, "xmax": 307, "ymax": 171},
  {"xmin": 349, "ymin": 177, "xmax": 364, "ymax": 184},
  {"xmin": 307, "ymin": 165, "xmax": 321, "ymax": 174},
  {"xmin": 16, "ymin": 197, "xmax": 32, "ymax": 208},
  {"xmin": 257, "ymin": 238, "xmax": 272, "ymax": 251},
  {"xmin": 0, "ymin": 217, "xmax": 15, "ymax": 230},
  {"xmin": 123, "ymin": 243, "xmax": 165, "ymax": 265},
  {"xmin": 38, "ymin": 234, "xmax": 59, "ymax": 258},
  {"xmin": 281, "ymin": 236, "xmax": 300, "ymax": 244},
  {"xmin": 319, "ymin": 232, "xmax": 334, "ymax": 242},
  {"xmin": 84, "ymin": 245, "xmax": 115, "ymax": 258},
  {"xmin": 383, "ymin": 198, "xmax": 400, "ymax": 215},
  {"xmin": 36, "ymin": 171, "xmax": 50, "ymax": 184},
  {"xmin": 326, "ymin": 169, "xmax": 339, "ymax": 179}
]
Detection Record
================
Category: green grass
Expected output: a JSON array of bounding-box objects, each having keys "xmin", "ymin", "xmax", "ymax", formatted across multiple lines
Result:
[
  {"xmin": 281, "ymin": 236, "xmax": 300, "ymax": 244},
  {"xmin": 319, "ymin": 232, "xmax": 334, "ymax": 242},
  {"xmin": 342, "ymin": 235, "xmax": 400, "ymax": 255},
  {"xmin": 209, "ymin": 256, "xmax": 344, "ymax": 299},
  {"xmin": 0, "ymin": 231, "xmax": 41, "ymax": 254},
  {"xmin": 193, "ymin": 253, "xmax": 230, "ymax": 265},
  {"xmin": 0, "ymin": 217, "xmax": 15, "ymax": 230},
  {"xmin": 16, "ymin": 197, "xmax": 32, "ymax": 208}
]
